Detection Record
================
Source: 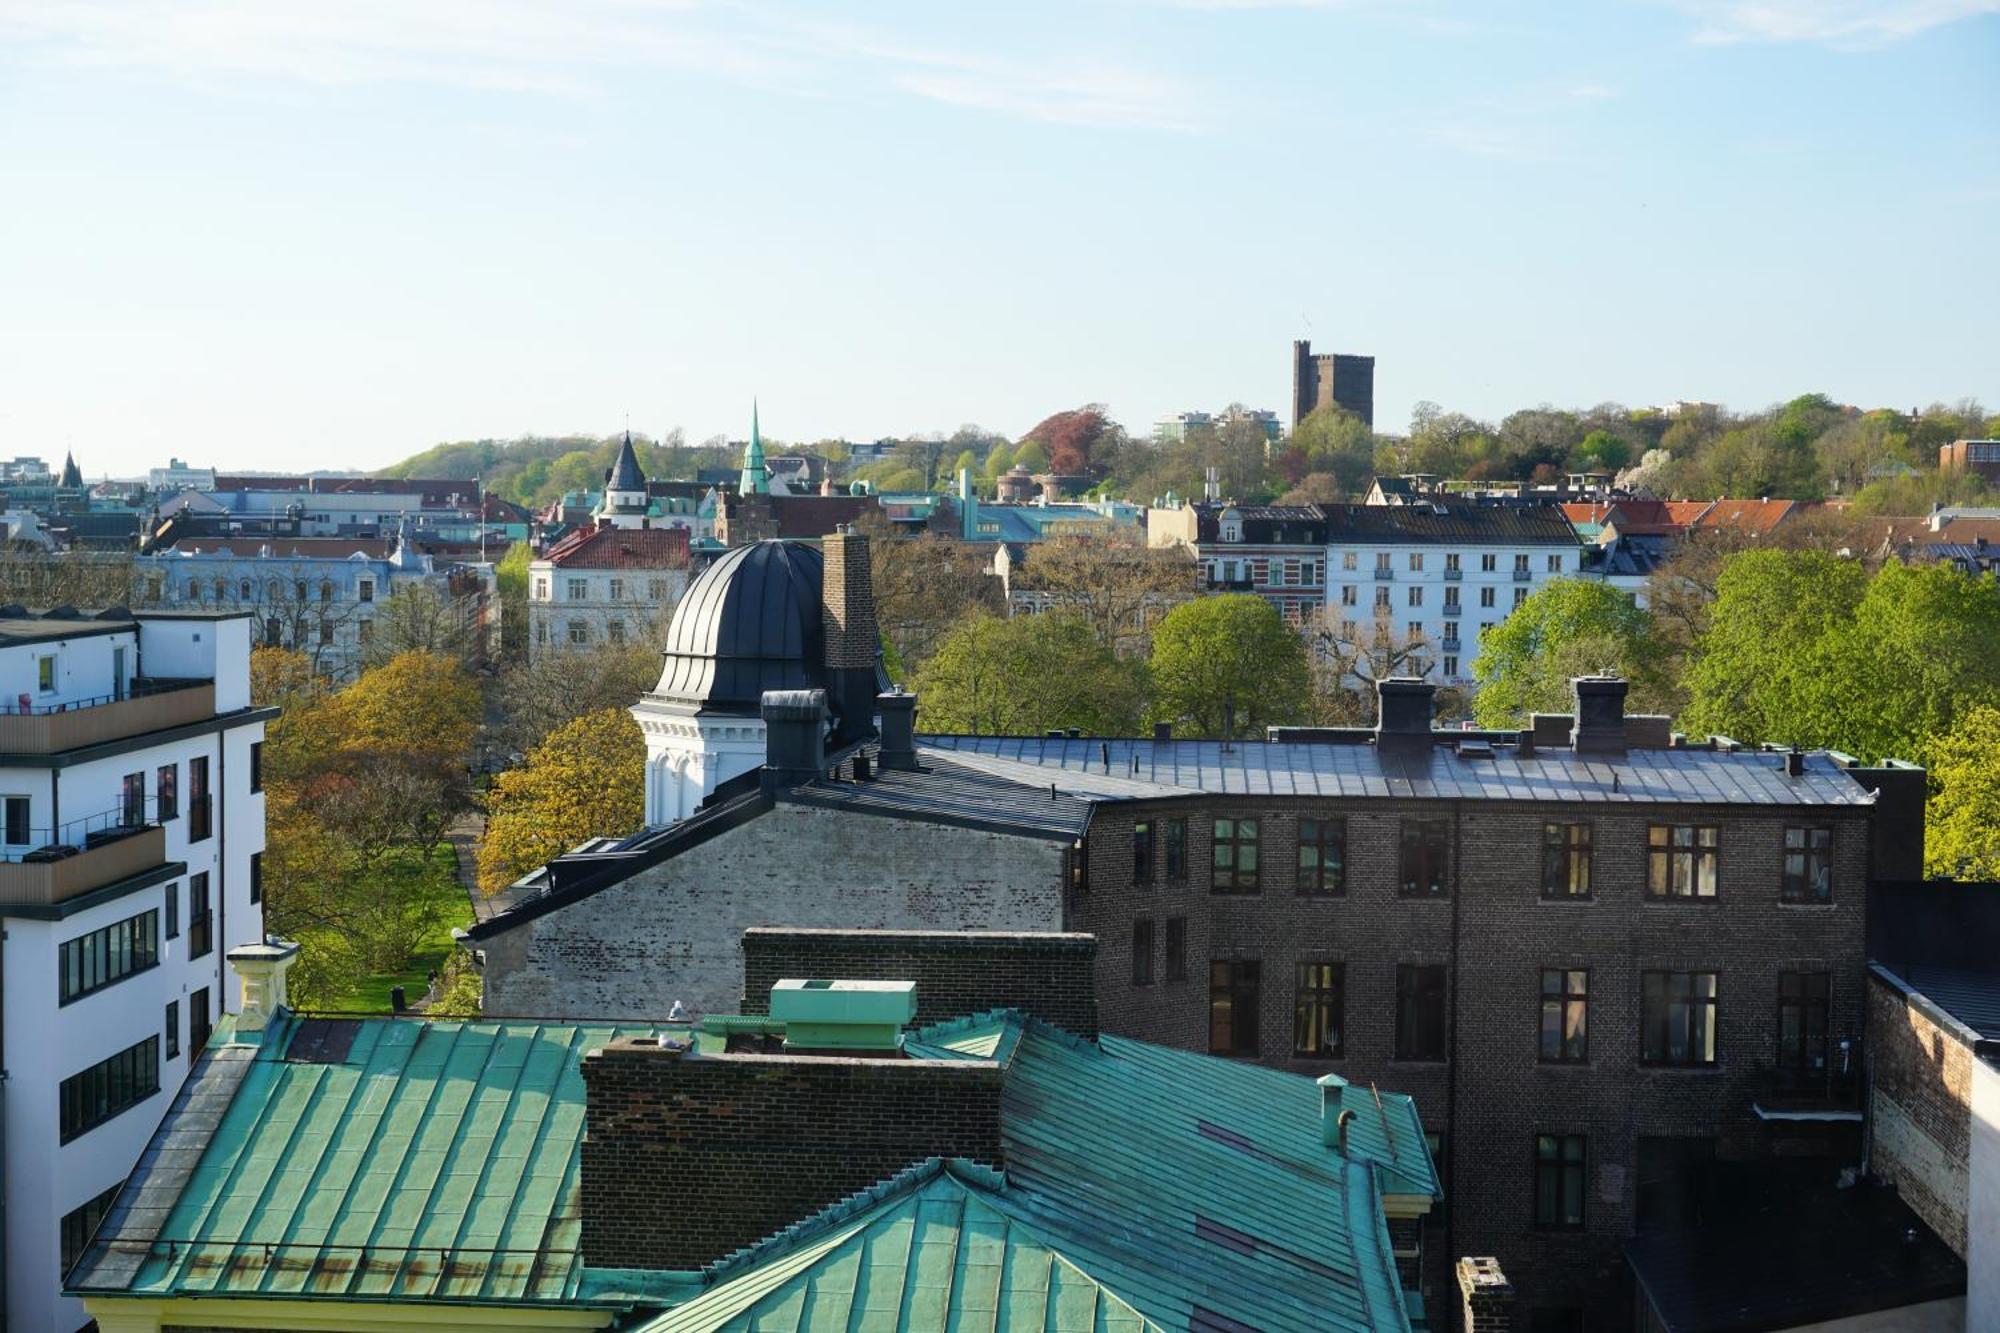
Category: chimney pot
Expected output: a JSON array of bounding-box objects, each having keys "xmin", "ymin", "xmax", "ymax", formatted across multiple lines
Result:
[
  {"xmin": 1318, "ymin": 1073, "xmax": 1349, "ymax": 1149},
  {"xmin": 760, "ymin": 689, "xmax": 828, "ymax": 788},
  {"xmin": 228, "ymin": 938, "xmax": 301, "ymax": 1036}
]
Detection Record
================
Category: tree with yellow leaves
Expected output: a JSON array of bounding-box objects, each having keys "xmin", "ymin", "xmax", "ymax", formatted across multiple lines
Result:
[{"xmin": 477, "ymin": 707, "xmax": 644, "ymax": 895}]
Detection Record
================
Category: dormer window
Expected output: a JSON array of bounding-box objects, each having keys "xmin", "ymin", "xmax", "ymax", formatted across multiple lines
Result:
[{"xmin": 1219, "ymin": 507, "xmax": 1244, "ymax": 543}]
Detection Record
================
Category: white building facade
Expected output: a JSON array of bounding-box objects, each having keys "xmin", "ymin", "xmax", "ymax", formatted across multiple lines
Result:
[
  {"xmin": 0, "ymin": 610, "xmax": 268, "ymax": 1331},
  {"xmin": 527, "ymin": 528, "xmax": 694, "ymax": 662}
]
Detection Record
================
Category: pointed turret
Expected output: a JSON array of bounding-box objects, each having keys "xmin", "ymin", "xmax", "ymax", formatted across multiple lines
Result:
[
  {"xmin": 58, "ymin": 451, "xmax": 82, "ymax": 489},
  {"xmin": 740, "ymin": 402, "xmax": 769, "ymax": 497},
  {"xmin": 595, "ymin": 430, "xmax": 651, "ymax": 530}
]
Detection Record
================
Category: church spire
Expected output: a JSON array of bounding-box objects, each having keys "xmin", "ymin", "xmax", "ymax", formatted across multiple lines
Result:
[{"xmin": 739, "ymin": 400, "xmax": 769, "ymax": 496}]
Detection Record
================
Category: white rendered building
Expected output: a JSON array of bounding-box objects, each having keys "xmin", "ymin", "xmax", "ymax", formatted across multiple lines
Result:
[{"xmin": 0, "ymin": 609, "xmax": 268, "ymax": 1331}]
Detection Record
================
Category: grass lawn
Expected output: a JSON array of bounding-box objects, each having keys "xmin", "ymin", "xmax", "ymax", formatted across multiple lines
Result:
[{"xmin": 314, "ymin": 845, "xmax": 474, "ymax": 1015}]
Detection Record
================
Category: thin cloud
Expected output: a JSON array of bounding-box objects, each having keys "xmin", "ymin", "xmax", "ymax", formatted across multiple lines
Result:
[{"xmin": 1675, "ymin": 0, "xmax": 2000, "ymax": 45}]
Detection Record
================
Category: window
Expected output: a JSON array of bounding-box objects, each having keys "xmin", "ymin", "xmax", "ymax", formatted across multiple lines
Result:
[
  {"xmin": 250, "ymin": 851, "xmax": 263, "ymax": 904},
  {"xmin": 1479, "ymin": 586, "xmax": 1496, "ymax": 608},
  {"xmin": 1513, "ymin": 587, "xmax": 1529, "ymax": 608},
  {"xmin": 318, "ymin": 617, "xmax": 333, "ymax": 646},
  {"xmin": 318, "ymin": 580, "xmax": 333, "ymax": 603},
  {"xmin": 607, "ymin": 620, "xmax": 627, "ymax": 644},
  {"xmin": 1539, "ymin": 969, "xmax": 1589, "ymax": 1063},
  {"xmin": 1782, "ymin": 827, "xmax": 1833, "ymax": 903},
  {"xmin": 1395, "ymin": 964, "xmax": 1448, "ymax": 1061},
  {"xmin": 186, "ymin": 579, "xmax": 200, "ymax": 601},
  {"xmin": 608, "ymin": 577, "xmax": 625, "ymax": 600},
  {"xmin": 1480, "ymin": 553, "xmax": 1497, "ymax": 572},
  {"xmin": 156, "ymin": 764, "xmax": 177, "ymax": 821},
  {"xmin": 1340, "ymin": 584, "xmax": 1357, "ymax": 606},
  {"xmin": 1209, "ymin": 960, "xmax": 1261, "ymax": 1057},
  {"xmin": 1443, "ymin": 657, "xmax": 1458, "ymax": 677},
  {"xmin": 1211, "ymin": 818, "xmax": 1260, "ymax": 893},
  {"xmin": 164, "ymin": 882, "xmax": 179, "ymax": 939},
  {"xmin": 1514, "ymin": 554, "xmax": 1530, "ymax": 573},
  {"xmin": 1297, "ymin": 817, "xmax": 1345, "ymax": 896},
  {"xmin": 188, "ymin": 873, "xmax": 212, "ymax": 959},
  {"xmin": 1374, "ymin": 585, "xmax": 1391, "ymax": 609},
  {"xmin": 1547, "ymin": 554, "xmax": 1563, "ymax": 573},
  {"xmin": 120, "ymin": 771, "xmax": 145, "ymax": 827},
  {"xmin": 1408, "ymin": 585, "xmax": 1423, "ymax": 607},
  {"xmin": 1398, "ymin": 819, "xmax": 1449, "ymax": 897},
  {"xmin": 1294, "ymin": 962, "xmax": 1345, "ymax": 1058},
  {"xmin": 648, "ymin": 578, "xmax": 668, "ymax": 599},
  {"xmin": 1445, "ymin": 553, "xmax": 1461, "ymax": 572},
  {"xmin": 1374, "ymin": 552, "xmax": 1391, "ymax": 571},
  {"xmin": 1342, "ymin": 551, "xmax": 1358, "ymax": 571},
  {"xmin": 535, "ymin": 620, "xmax": 547, "ymax": 645},
  {"xmin": 1647, "ymin": 825, "xmax": 1718, "ymax": 898},
  {"xmin": 240, "ymin": 578, "xmax": 253, "ymax": 600},
  {"xmin": 59, "ymin": 1036, "xmax": 160, "ymax": 1143},
  {"xmin": 1541, "ymin": 823, "xmax": 1592, "ymax": 899},
  {"xmin": 1406, "ymin": 620, "xmax": 1424, "ymax": 640},
  {"xmin": 188, "ymin": 756, "xmax": 211, "ymax": 841},
  {"xmin": 213, "ymin": 578, "xmax": 226, "ymax": 601},
  {"xmin": 59, "ymin": 911, "xmax": 159, "ymax": 1005},
  {"xmin": 4, "ymin": 796, "xmax": 29, "ymax": 845},
  {"xmin": 566, "ymin": 577, "xmax": 588, "ymax": 600},
  {"xmin": 1534, "ymin": 1135, "xmax": 1586, "ymax": 1228},
  {"xmin": 1444, "ymin": 585, "xmax": 1460, "ymax": 608},
  {"xmin": 1132, "ymin": 920, "xmax": 1155, "ymax": 985},
  {"xmin": 1777, "ymin": 972, "xmax": 1830, "ymax": 1073},
  {"xmin": 61, "ymin": 1183, "xmax": 124, "ymax": 1273},
  {"xmin": 250, "ymin": 741, "xmax": 264, "ymax": 793},
  {"xmin": 191, "ymin": 986, "xmax": 212, "ymax": 1054},
  {"xmin": 568, "ymin": 621, "xmax": 589, "ymax": 645},
  {"xmin": 37, "ymin": 654, "xmax": 56, "ymax": 693},
  {"xmin": 1165, "ymin": 818, "xmax": 1186, "ymax": 879},
  {"xmin": 358, "ymin": 579, "xmax": 374, "ymax": 603},
  {"xmin": 532, "ymin": 578, "xmax": 547, "ymax": 600},
  {"xmin": 1641, "ymin": 970, "xmax": 1719, "ymax": 1066},
  {"xmin": 1409, "ymin": 553, "xmax": 1424, "ymax": 572},
  {"xmin": 165, "ymin": 1001, "xmax": 180, "ymax": 1060},
  {"xmin": 1132, "ymin": 820, "xmax": 1153, "ymax": 883},
  {"xmin": 1165, "ymin": 917, "xmax": 1186, "ymax": 982}
]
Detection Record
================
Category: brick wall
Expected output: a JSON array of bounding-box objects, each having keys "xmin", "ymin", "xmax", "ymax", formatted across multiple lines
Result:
[
  {"xmin": 580, "ymin": 1038, "xmax": 1005, "ymax": 1269},
  {"xmin": 1078, "ymin": 794, "xmax": 1872, "ymax": 1326},
  {"xmin": 476, "ymin": 803, "xmax": 1067, "ymax": 1019},
  {"xmin": 740, "ymin": 928, "xmax": 1098, "ymax": 1036},
  {"xmin": 1868, "ymin": 970, "xmax": 1973, "ymax": 1255}
]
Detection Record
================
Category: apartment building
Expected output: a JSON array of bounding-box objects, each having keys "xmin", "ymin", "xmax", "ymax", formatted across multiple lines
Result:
[
  {"xmin": 0, "ymin": 608, "xmax": 269, "ymax": 1330},
  {"xmin": 527, "ymin": 526, "xmax": 693, "ymax": 660},
  {"xmin": 925, "ymin": 676, "xmax": 1926, "ymax": 1328}
]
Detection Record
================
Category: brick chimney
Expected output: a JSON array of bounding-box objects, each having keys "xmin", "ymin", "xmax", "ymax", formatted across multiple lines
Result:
[
  {"xmin": 1375, "ymin": 677, "xmax": 1437, "ymax": 757},
  {"xmin": 1457, "ymin": 1256, "xmax": 1515, "ymax": 1333},
  {"xmin": 876, "ymin": 689, "xmax": 918, "ymax": 771},
  {"xmin": 821, "ymin": 525, "xmax": 881, "ymax": 742},
  {"xmin": 1571, "ymin": 675, "xmax": 1628, "ymax": 754},
  {"xmin": 579, "ymin": 1016, "xmax": 1005, "ymax": 1270}
]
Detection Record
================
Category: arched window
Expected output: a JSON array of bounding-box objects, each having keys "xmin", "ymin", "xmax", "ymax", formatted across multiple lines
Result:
[{"xmin": 319, "ymin": 580, "xmax": 333, "ymax": 603}]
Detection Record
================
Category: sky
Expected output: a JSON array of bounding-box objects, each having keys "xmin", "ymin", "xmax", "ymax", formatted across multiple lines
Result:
[{"xmin": 1, "ymin": 1, "xmax": 1996, "ymax": 478}]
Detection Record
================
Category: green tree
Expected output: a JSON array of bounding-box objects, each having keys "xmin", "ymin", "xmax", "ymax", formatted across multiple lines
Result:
[
  {"xmin": 1573, "ymin": 429, "xmax": 1630, "ymax": 472},
  {"xmin": 982, "ymin": 441, "xmax": 1014, "ymax": 477},
  {"xmin": 478, "ymin": 708, "xmax": 646, "ymax": 893},
  {"xmin": 913, "ymin": 611, "xmax": 1146, "ymax": 737},
  {"xmin": 1681, "ymin": 551, "xmax": 1866, "ymax": 748},
  {"xmin": 1287, "ymin": 407, "xmax": 1375, "ymax": 496},
  {"xmin": 1471, "ymin": 580, "xmax": 1662, "ymax": 727},
  {"xmin": 1148, "ymin": 595, "xmax": 1309, "ymax": 738},
  {"xmin": 493, "ymin": 541, "xmax": 533, "ymax": 661},
  {"xmin": 1011, "ymin": 440, "xmax": 1050, "ymax": 474},
  {"xmin": 950, "ymin": 449, "xmax": 979, "ymax": 481},
  {"xmin": 1832, "ymin": 560, "xmax": 2000, "ymax": 764},
  {"xmin": 1925, "ymin": 706, "xmax": 2000, "ymax": 878}
]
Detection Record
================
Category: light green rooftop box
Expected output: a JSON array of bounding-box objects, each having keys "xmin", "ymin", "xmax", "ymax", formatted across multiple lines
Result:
[{"xmin": 769, "ymin": 978, "xmax": 917, "ymax": 1052}]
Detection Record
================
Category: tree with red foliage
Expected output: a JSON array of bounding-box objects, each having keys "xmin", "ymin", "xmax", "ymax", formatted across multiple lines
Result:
[{"xmin": 1020, "ymin": 405, "xmax": 1111, "ymax": 477}]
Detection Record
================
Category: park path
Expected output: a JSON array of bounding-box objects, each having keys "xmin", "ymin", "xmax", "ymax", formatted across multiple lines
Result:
[{"xmin": 450, "ymin": 811, "xmax": 534, "ymax": 923}]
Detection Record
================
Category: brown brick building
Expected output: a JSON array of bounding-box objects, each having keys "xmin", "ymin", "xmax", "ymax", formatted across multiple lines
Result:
[{"xmin": 927, "ymin": 678, "xmax": 1926, "ymax": 1329}]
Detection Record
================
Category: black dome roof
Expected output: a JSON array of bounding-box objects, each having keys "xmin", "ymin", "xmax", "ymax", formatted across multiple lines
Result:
[{"xmin": 650, "ymin": 541, "xmax": 828, "ymax": 713}]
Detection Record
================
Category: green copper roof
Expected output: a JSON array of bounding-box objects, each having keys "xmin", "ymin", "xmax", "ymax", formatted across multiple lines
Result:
[
  {"xmin": 740, "ymin": 400, "xmax": 768, "ymax": 496},
  {"xmin": 72, "ymin": 1015, "xmax": 659, "ymax": 1308},
  {"xmin": 641, "ymin": 1162, "xmax": 1161, "ymax": 1333},
  {"xmin": 668, "ymin": 1014, "xmax": 1432, "ymax": 1333}
]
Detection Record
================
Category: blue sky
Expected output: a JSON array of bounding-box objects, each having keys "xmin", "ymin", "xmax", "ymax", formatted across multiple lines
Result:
[{"xmin": 1, "ymin": 0, "xmax": 1996, "ymax": 477}]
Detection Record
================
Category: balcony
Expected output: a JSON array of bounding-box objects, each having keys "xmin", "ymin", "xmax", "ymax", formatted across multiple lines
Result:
[
  {"xmin": 1442, "ymin": 568, "xmax": 1463, "ymax": 581},
  {"xmin": 1512, "ymin": 568, "xmax": 1532, "ymax": 582},
  {"xmin": 1441, "ymin": 638, "xmax": 1461, "ymax": 653},
  {"xmin": 1750, "ymin": 1050, "xmax": 1863, "ymax": 1121},
  {"xmin": 1441, "ymin": 603, "xmax": 1462, "ymax": 618},
  {"xmin": 0, "ymin": 813, "xmax": 168, "ymax": 911},
  {"xmin": 1373, "ymin": 568, "xmax": 1395, "ymax": 581},
  {"xmin": 1207, "ymin": 576, "xmax": 1255, "ymax": 592},
  {"xmin": 0, "ymin": 680, "xmax": 214, "ymax": 756}
]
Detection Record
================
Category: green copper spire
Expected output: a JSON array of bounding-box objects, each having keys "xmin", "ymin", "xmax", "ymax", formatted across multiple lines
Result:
[{"xmin": 740, "ymin": 400, "xmax": 769, "ymax": 496}]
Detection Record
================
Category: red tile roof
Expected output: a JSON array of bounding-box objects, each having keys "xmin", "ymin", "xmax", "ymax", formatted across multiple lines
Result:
[{"xmin": 541, "ymin": 525, "xmax": 691, "ymax": 569}]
